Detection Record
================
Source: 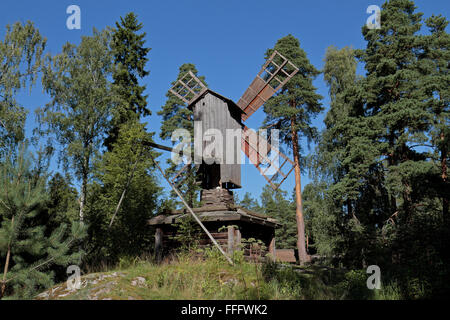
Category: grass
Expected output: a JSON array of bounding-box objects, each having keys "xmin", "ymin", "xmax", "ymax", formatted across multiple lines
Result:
[{"xmin": 36, "ymin": 249, "xmax": 404, "ymax": 300}]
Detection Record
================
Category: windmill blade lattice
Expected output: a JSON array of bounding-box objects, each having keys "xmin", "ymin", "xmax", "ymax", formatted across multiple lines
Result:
[
  {"xmin": 237, "ymin": 50, "xmax": 299, "ymax": 121},
  {"xmin": 169, "ymin": 71, "xmax": 207, "ymax": 105},
  {"xmin": 241, "ymin": 126, "xmax": 295, "ymax": 190}
]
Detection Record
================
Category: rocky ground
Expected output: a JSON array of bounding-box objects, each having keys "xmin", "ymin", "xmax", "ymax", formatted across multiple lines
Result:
[{"xmin": 35, "ymin": 272, "xmax": 147, "ymax": 300}]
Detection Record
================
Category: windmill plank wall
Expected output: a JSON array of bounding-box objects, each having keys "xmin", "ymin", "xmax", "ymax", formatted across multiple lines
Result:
[{"xmin": 193, "ymin": 92, "xmax": 242, "ymax": 188}]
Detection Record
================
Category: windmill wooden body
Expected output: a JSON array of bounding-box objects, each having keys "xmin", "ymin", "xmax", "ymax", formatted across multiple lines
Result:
[
  {"xmin": 191, "ymin": 89, "xmax": 244, "ymax": 190},
  {"xmin": 148, "ymin": 50, "xmax": 299, "ymax": 262}
]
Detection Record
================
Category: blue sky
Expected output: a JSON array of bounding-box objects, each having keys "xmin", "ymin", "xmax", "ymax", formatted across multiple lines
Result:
[{"xmin": 1, "ymin": 0, "xmax": 448, "ymax": 203}]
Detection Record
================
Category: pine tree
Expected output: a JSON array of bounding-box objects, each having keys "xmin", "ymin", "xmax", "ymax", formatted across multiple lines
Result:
[
  {"xmin": 313, "ymin": 1, "xmax": 449, "ymax": 278},
  {"xmin": 237, "ymin": 192, "xmax": 261, "ymax": 212},
  {"xmin": 419, "ymin": 14, "xmax": 450, "ymax": 222},
  {"xmin": 262, "ymin": 35, "xmax": 323, "ymax": 264},
  {"xmin": 105, "ymin": 12, "xmax": 151, "ymax": 150},
  {"xmin": 0, "ymin": 146, "xmax": 86, "ymax": 299},
  {"xmin": 356, "ymin": 0, "xmax": 428, "ymax": 220},
  {"xmin": 158, "ymin": 63, "xmax": 207, "ymax": 207}
]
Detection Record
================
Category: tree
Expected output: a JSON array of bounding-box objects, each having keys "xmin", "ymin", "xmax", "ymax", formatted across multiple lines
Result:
[
  {"xmin": 262, "ymin": 35, "xmax": 323, "ymax": 264},
  {"xmin": 105, "ymin": 12, "xmax": 151, "ymax": 150},
  {"xmin": 44, "ymin": 173, "xmax": 79, "ymax": 230},
  {"xmin": 419, "ymin": 14, "xmax": 450, "ymax": 221},
  {"xmin": 158, "ymin": 63, "xmax": 207, "ymax": 207},
  {"xmin": 0, "ymin": 21, "xmax": 46, "ymax": 159},
  {"xmin": 356, "ymin": 0, "xmax": 428, "ymax": 220},
  {"xmin": 237, "ymin": 192, "xmax": 261, "ymax": 212},
  {"xmin": 319, "ymin": 45, "xmax": 362, "ymax": 218},
  {"xmin": 312, "ymin": 45, "xmax": 377, "ymax": 266},
  {"xmin": 260, "ymin": 185, "xmax": 297, "ymax": 249},
  {"xmin": 310, "ymin": 2, "xmax": 450, "ymax": 295},
  {"xmin": 38, "ymin": 28, "xmax": 119, "ymax": 222},
  {"xmin": 303, "ymin": 181, "xmax": 343, "ymax": 258},
  {"xmin": 0, "ymin": 146, "xmax": 85, "ymax": 299},
  {"xmin": 85, "ymin": 120, "xmax": 161, "ymax": 265}
]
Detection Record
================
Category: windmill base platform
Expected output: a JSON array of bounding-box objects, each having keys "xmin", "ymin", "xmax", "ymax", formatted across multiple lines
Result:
[{"xmin": 148, "ymin": 189, "xmax": 280, "ymax": 262}]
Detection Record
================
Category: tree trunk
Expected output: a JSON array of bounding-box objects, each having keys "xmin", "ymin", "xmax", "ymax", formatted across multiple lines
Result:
[
  {"xmin": 441, "ymin": 132, "xmax": 448, "ymax": 223},
  {"xmin": 387, "ymin": 165, "xmax": 398, "ymax": 214},
  {"xmin": 1, "ymin": 216, "xmax": 14, "ymax": 298},
  {"xmin": 79, "ymin": 155, "xmax": 89, "ymax": 222},
  {"xmin": 290, "ymin": 117, "xmax": 309, "ymax": 265},
  {"xmin": 387, "ymin": 136, "xmax": 398, "ymax": 214},
  {"xmin": 109, "ymin": 152, "xmax": 142, "ymax": 228},
  {"xmin": 79, "ymin": 181, "xmax": 86, "ymax": 222}
]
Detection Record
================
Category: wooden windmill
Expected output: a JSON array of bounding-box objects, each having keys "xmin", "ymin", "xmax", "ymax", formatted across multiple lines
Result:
[
  {"xmin": 148, "ymin": 50, "xmax": 300, "ymax": 262},
  {"xmin": 168, "ymin": 50, "xmax": 298, "ymax": 194}
]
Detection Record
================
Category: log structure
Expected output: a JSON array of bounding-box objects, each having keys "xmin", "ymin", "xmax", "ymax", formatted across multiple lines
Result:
[{"xmin": 148, "ymin": 190, "xmax": 280, "ymax": 262}]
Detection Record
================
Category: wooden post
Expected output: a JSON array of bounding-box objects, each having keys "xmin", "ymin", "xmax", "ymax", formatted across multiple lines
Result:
[
  {"xmin": 227, "ymin": 226, "xmax": 235, "ymax": 256},
  {"xmin": 269, "ymin": 236, "xmax": 276, "ymax": 261},
  {"xmin": 234, "ymin": 229, "xmax": 241, "ymax": 251},
  {"xmin": 155, "ymin": 228, "xmax": 163, "ymax": 263}
]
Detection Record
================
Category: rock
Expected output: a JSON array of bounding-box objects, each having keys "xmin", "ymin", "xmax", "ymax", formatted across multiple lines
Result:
[
  {"xmin": 131, "ymin": 277, "xmax": 146, "ymax": 287},
  {"xmin": 223, "ymin": 278, "xmax": 238, "ymax": 286},
  {"xmin": 36, "ymin": 291, "xmax": 50, "ymax": 299}
]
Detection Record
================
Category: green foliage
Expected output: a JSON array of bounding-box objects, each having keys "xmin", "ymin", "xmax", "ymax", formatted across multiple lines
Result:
[
  {"xmin": 303, "ymin": 181, "xmax": 343, "ymax": 258},
  {"xmin": 105, "ymin": 12, "xmax": 151, "ymax": 150},
  {"xmin": 0, "ymin": 145, "xmax": 86, "ymax": 299},
  {"xmin": 44, "ymin": 173, "xmax": 79, "ymax": 229},
  {"xmin": 0, "ymin": 21, "xmax": 46, "ymax": 158},
  {"xmin": 373, "ymin": 281, "xmax": 402, "ymax": 300},
  {"xmin": 171, "ymin": 215, "xmax": 202, "ymax": 252},
  {"xmin": 338, "ymin": 270, "xmax": 373, "ymax": 300},
  {"xmin": 260, "ymin": 185, "xmax": 297, "ymax": 249},
  {"xmin": 306, "ymin": 0, "xmax": 450, "ymax": 298},
  {"xmin": 237, "ymin": 192, "xmax": 262, "ymax": 212},
  {"xmin": 85, "ymin": 121, "xmax": 161, "ymax": 266},
  {"xmin": 218, "ymin": 225, "xmax": 239, "ymax": 233},
  {"xmin": 38, "ymin": 27, "xmax": 120, "ymax": 221},
  {"xmin": 263, "ymin": 34, "xmax": 323, "ymax": 149}
]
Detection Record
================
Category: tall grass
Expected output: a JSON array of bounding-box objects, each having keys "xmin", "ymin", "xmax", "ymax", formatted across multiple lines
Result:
[{"xmin": 65, "ymin": 248, "xmax": 404, "ymax": 300}]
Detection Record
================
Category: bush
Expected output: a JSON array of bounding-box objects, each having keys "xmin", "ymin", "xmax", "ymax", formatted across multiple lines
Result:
[{"xmin": 338, "ymin": 269, "xmax": 373, "ymax": 300}]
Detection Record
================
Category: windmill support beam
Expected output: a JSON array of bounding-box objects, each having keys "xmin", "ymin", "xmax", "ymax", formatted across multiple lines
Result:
[
  {"xmin": 155, "ymin": 228, "xmax": 164, "ymax": 263},
  {"xmin": 227, "ymin": 226, "xmax": 235, "ymax": 256},
  {"xmin": 269, "ymin": 236, "xmax": 276, "ymax": 261},
  {"xmin": 142, "ymin": 141, "xmax": 182, "ymax": 154}
]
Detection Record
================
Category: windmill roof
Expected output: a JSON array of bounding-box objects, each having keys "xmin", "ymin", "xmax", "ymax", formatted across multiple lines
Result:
[
  {"xmin": 187, "ymin": 88, "xmax": 247, "ymax": 116},
  {"xmin": 148, "ymin": 205, "xmax": 281, "ymax": 228}
]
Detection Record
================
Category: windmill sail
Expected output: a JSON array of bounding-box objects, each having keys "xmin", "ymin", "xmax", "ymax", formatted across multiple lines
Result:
[
  {"xmin": 169, "ymin": 71, "xmax": 207, "ymax": 105},
  {"xmin": 237, "ymin": 50, "xmax": 299, "ymax": 121},
  {"xmin": 241, "ymin": 126, "xmax": 295, "ymax": 190}
]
